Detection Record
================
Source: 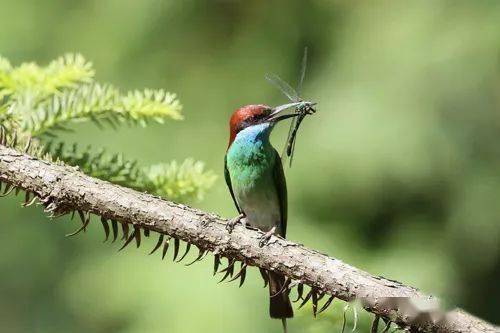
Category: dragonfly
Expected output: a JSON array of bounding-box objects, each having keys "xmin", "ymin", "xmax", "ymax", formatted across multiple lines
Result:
[{"xmin": 266, "ymin": 47, "xmax": 317, "ymax": 167}]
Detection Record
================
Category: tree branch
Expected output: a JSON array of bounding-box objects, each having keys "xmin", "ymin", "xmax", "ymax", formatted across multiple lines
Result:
[{"xmin": 0, "ymin": 144, "xmax": 497, "ymax": 333}]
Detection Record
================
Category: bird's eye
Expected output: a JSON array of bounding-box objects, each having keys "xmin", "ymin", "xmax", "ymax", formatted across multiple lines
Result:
[
  {"xmin": 255, "ymin": 113, "xmax": 266, "ymax": 122},
  {"xmin": 257, "ymin": 109, "xmax": 271, "ymax": 119}
]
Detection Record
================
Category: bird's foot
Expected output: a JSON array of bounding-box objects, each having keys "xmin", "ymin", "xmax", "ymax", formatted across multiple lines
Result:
[
  {"xmin": 226, "ymin": 213, "xmax": 246, "ymax": 233},
  {"xmin": 259, "ymin": 226, "xmax": 277, "ymax": 247}
]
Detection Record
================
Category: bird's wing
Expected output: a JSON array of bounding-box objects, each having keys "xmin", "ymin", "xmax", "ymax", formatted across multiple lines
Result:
[
  {"xmin": 224, "ymin": 154, "xmax": 242, "ymax": 214},
  {"xmin": 272, "ymin": 149, "xmax": 288, "ymax": 237}
]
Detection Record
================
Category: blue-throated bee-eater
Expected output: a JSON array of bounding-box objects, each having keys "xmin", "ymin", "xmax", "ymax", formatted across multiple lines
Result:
[{"xmin": 224, "ymin": 101, "xmax": 307, "ymax": 329}]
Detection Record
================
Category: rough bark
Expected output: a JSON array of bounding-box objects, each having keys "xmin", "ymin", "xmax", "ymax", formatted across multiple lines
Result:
[{"xmin": 0, "ymin": 145, "xmax": 498, "ymax": 333}]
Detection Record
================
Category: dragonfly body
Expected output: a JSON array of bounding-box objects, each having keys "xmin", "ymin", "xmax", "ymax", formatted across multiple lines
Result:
[
  {"xmin": 266, "ymin": 51, "xmax": 317, "ymax": 166},
  {"xmin": 285, "ymin": 102, "xmax": 316, "ymax": 158}
]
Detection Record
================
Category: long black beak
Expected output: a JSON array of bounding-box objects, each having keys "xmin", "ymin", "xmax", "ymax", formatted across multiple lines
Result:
[{"xmin": 266, "ymin": 102, "xmax": 304, "ymax": 122}]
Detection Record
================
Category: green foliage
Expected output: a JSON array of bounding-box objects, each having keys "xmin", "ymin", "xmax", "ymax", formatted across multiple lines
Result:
[
  {"xmin": 142, "ymin": 160, "xmax": 218, "ymax": 201},
  {"xmin": 0, "ymin": 54, "xmax": 215, "ymax": 202},
  {"xmin": 24, "ymin": 83, "xmax": 182, "ymax": 136},
  {"xmin": 45, "ymin": 142, "xmax": 216, "ymax": 202},
  {"xmin": 0, "ymin": 53, "xmax": 93, "ymax": 100}
]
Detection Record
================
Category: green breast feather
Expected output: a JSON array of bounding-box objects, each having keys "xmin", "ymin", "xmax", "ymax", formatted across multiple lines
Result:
[{"xmin": 225, "ymin": 123, "xmax": 287, "ymax": 236}]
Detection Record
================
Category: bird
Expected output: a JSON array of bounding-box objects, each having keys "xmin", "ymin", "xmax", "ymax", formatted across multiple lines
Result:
[{"xmin": 224, "ymin": 102, "xmax": 304, "ymax": 331}]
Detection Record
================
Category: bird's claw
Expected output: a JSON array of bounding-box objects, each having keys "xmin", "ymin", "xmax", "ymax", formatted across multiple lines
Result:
[
  {"xmin": 226, "ymin": 214, "xmax": 245, "ymax": 233},
  {"xmin": 259, "ymin": 227, "xmax": 276, "ymax": 247}
]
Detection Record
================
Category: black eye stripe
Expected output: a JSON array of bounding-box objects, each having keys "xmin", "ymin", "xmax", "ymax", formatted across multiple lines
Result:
[{"xmin": 238, "ymin": 112, "xmax": 269, "ymax": 131}]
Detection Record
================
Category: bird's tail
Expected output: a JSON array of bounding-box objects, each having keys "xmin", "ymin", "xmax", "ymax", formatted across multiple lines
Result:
[
  {"xmin": 268, "ymin": 271, "xmax": 294, "ymax": 321},
  {"xmin": 281, "ymin": 318, "xmax": 288, "ymax": 333}
]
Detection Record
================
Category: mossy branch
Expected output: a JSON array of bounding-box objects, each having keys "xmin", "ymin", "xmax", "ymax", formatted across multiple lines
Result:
[{"xmin": 0, "ymin": 144, "xmax": 497, "ymax": 333}]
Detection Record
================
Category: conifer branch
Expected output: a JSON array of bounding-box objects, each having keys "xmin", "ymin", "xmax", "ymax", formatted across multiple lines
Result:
[
  {"xmin": 0, "ymin": 54, "xmax": 215, "ymax": 201},
  {"xmin": 43, "ymin": 142, "xmax": 216, "ymax": 202},
  {"xmin": 0, "ymin": 144, "xmax": 497, "ymax": 333},
  {"xmin": 22, "ymin": 83, "xmax": 182, "ymax": 137}
]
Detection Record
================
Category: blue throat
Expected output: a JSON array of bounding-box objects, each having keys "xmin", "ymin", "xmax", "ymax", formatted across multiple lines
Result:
[
  {"xmin": 227, "ymin": 123, "xmax": 274, "ymax": 162},
  {"xmin": 227, "ymin": 122, "xmax": 277, "ymax": 168},
  {"xmin": 234, "ymin": 123, "xmax": 273, "ymax": 147}
]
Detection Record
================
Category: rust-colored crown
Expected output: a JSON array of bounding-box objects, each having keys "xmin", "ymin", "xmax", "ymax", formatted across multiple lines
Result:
[{"xmin": 227, "ymin": 104, "xmax": 270, "ymax": 150}]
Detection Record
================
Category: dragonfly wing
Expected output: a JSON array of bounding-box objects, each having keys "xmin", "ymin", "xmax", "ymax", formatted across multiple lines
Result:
[
  {"xmin": 297, "ymin": 47, "xmax": 308, "ymax": 96},
  {"xmin": 265, "ymin": 73, "xmax": 299, "ymax": 102}
]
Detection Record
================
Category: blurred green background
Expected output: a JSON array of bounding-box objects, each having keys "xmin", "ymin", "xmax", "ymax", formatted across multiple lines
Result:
[{"xmin": 1, "ymin": 0, "xmax": 499, "ymax": 332}]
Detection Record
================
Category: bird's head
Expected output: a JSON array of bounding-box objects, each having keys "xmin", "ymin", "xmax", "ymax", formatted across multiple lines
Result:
[{"xmin": 227, "ymin": 102, "xmax": 303, "ymax": 149}]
